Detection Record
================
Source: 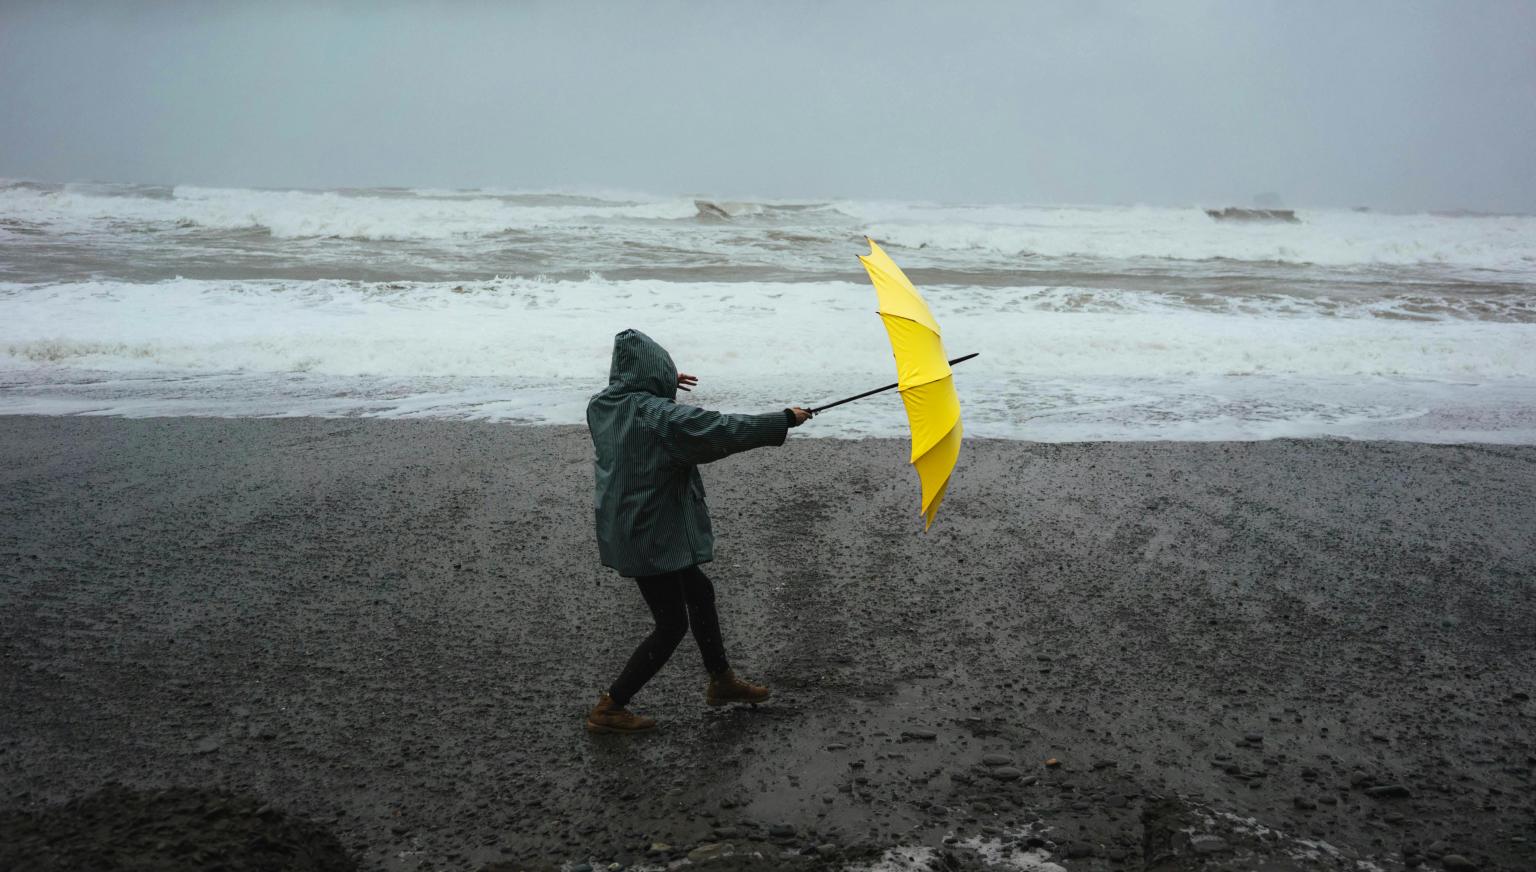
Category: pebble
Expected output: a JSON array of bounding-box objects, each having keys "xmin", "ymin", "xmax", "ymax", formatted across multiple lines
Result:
[
  {"xmin": 1293, "ymin": 796, "xmax": 1317, "ymax": 810},
  {"xmin": 825, "ymin": 743, "xmax": 849, "ymax": 751},
  {"xmin": 687, "ymin": 843, "xmax": 728, "ymax": 862},
  {"xmin": 981, "ymin": 753, "xmax": 1012, "ymax": 766},
  {"xmin": 192, "ymin": 736, "xmax": 222, "ymax": 754},
  {"xmin": 769, "ymin": 824, "xmax": 795, "ymax": 838},
  {"xmin": 1044, "ymin": 758, "xmax": 1061, "ymax": 768},
  {"xmin": 1440, "ymin": 855, "xmax": 1476, "ymax": 871},
  {"xmin": 1365, "ymin": 784, "xmax": 1411, "ymax": 799},
  {"xmin": 901, "ymin": 729, "xmax": 938, "ymax": 741},
  {"xmin": 647, "ymin": 842, "xmax": 671, "ymax": 854},
  {"xmin": 989, "ymin": 766, "xmax": 1023, "ymax": 781},
  {"xmin": 1064, "ymin": 841, "xmax": 1094, "ymax": 858},
  {"xmin": 1190, "ymin": 834, "xmax": 1230, "ymax": 854}
]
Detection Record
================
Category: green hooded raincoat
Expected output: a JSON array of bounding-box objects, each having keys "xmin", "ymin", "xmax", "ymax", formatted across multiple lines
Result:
[{"xmin": 587, "ymin": 329, "xmax": 790, "ymax": 578}]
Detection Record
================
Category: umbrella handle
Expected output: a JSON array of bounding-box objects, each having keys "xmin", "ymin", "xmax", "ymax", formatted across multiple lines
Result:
[{"xmin": 809, "ymin": 352, "xmax": 979, "ymax": 414}]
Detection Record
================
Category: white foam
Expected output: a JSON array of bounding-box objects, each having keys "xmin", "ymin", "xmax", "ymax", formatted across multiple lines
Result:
[
  {"xmin": 956, "ymin": 834, "xmax": 1067, "ymax": 871},
  {"xmin": 3, "ymin": 276, "xmax": 1535, "ymax": 441},
  {"xmin": 2, "ymin": 277, "xmax": 1531, "ymax": 380},
  {"xmin": 848, "ymin": 201, "xmax": 1536, "ymax": 273},
  {"xmin": 6, "ymin": 183, "xmax": 1536, "ymax": 275},
  {"xmin": 0, "ymin": 184, "xmax": 699, "ymax": 240}
]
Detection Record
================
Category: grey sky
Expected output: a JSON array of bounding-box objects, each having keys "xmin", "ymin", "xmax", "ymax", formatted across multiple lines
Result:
[{"xmin": 3, "ymin": 1, "xmax": 1533, "ymax": 211}]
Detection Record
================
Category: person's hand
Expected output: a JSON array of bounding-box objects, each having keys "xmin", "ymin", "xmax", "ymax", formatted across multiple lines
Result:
[
  {"xmin": 677, "ymin": 373, "xmax": 698, "ymax": 392},
  {"xmin": 788, "ymin": 407, "xmax": 813, "ymax": 426}
]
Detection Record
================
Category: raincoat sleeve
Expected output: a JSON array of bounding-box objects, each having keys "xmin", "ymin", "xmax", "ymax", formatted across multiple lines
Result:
[{"xmin": 651, "ymin": 403, "xmax": 790, "ymax": 466}]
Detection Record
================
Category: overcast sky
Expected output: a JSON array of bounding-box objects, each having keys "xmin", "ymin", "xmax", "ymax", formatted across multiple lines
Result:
[{"xmin": 3, "ymin": 1, "xmax": 1533, "ymax": 211}]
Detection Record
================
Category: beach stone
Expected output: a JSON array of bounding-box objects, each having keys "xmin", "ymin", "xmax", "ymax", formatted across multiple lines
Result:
[
  {"xmin": 988, "ymin": 766, "xmax": 1023, "ymax": 781},
  {"xmin": 1190, "ymin": 834, "xmax": 1230, "ymax": 854},
  {"xmin": 1064, "ymin": 841, "xmax": 1094, "ymax": 858},
  {"xmin": 687, "ymin": 843, "xmax": 728, "ymax": 862},
  {"xmin": 902, "ymin": 728, "xmax": 938, "ymax": 741},
  {"xmin": 712, "ymin": 826, "xmax": 739, "ymax": 839},
  {"xmin": 815, "ymin": 842, "xmax": 838, "ymax": 856},
  {"xmin": 981, "ymin": 753, "xmax": 1012, "ymax": 766},
  {"xmin": 1441, "ymin": 856, "xmax": 1476, "ymax": 871},
  {"xmin": 768, "ymin": 823, "xmax": 795, "ymax": 838},
  {"xmin": 825, "ymin": 743, "xmax": 849, "ymax": 751},
  {"xmin": 1365, "ymin": 784, "xmax": 1411, "ymax": 799},
  {"xmin": 1293, "ymin": 796, "xmax": 1317, "ymax": 810},
  {"xmin": 193, "ymin": 735, "xmax": 222, "ymax": 754},
  {"xmin": 647, "ymin": 841, "xmax": 671, "ymax": 854}
]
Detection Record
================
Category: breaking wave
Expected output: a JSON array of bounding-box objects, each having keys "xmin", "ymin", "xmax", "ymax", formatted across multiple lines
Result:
[
  {"xmin": 3, "ymin": 277, "xmax": 1532, "ymax": 381},
  {"xmin": 0, "ymin": 184, "xmax": 701, "ymax": 240},
  {"xmin": 855, "ymin": 205, "xmax": 1536, "ymax": 272}
]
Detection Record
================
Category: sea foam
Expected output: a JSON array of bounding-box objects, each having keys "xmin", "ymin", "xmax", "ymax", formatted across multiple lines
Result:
[{"xmin": 3, "ymin": 276, "xmax": 1534, "ymax": 442}]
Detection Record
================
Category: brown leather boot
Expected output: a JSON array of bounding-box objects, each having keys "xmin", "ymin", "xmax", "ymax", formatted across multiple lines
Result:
[
  {"xmin": 706, "ymin": 669, "xmax": 771, "ymax": 706},
  {"xmin": 585, "ymin": 693, "xmax": 656, "ymax": 734}
]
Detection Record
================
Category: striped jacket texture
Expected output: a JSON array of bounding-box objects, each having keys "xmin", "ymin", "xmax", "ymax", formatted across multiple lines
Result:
[{"xmin": 587, "ymin": 329, "xmax": 790, "ymax": 577}]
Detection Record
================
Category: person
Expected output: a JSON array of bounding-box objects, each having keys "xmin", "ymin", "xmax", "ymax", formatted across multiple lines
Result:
[{"xmin": 584, "ymin": 328, "xmax": 812, "ymax": 733}]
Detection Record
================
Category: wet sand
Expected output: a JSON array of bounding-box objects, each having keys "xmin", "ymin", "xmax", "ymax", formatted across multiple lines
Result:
[{"xmin": 1, "ymin": 416, "xmax": 1533, "ymax": 871}]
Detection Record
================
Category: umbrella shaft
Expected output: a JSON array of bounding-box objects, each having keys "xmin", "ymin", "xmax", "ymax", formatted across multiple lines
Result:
[{"xmin": 809, "ymin": 353, "xmax": 978, "ymax": 414}]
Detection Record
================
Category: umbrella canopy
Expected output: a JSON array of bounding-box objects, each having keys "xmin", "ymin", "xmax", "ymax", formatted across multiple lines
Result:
[{"xmin": 858, "ymin": 239, "xmax": 963, "ymax": 529}]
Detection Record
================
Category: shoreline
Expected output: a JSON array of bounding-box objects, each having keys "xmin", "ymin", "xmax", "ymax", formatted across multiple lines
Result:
[{"xmin": 2, "ymin": 416, "xmax": 1534, "ymax": 871}]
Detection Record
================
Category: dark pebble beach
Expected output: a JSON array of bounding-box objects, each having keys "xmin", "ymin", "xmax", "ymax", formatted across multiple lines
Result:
[{"xmin": 2, "ymin": 416, "xmax": 1533, "ymax": 871}]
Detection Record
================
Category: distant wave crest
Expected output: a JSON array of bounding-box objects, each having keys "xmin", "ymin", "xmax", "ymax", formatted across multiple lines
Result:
[{"xmin": 0, "ymin": 184, "xmax": 702, "ymax": 241}]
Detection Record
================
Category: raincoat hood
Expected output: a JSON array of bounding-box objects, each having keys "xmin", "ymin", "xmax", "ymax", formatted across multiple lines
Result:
[{"xmin": 606, "ymin": 329, "xmax": 678, "ymax": 401}]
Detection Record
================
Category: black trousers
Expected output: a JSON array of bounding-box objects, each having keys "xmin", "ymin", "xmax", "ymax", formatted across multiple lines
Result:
[{"xmin": 608, "ymin": 565, "xmax": 729, "ymax": 706}]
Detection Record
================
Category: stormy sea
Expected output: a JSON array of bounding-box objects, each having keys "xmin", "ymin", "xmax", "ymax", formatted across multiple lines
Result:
[
  {"xmin": 2, "ymin": 179, "xmax": 1534, "ymax": 442},
  {"xmin": 6, "ymin": 181, "xmax": 1536, "ymax": 872}
]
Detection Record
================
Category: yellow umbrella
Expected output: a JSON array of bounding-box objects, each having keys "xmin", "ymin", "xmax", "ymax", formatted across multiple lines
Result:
[{"xmin": 858, "ymin": 239, "xmax": 965, "ymax": 529}]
